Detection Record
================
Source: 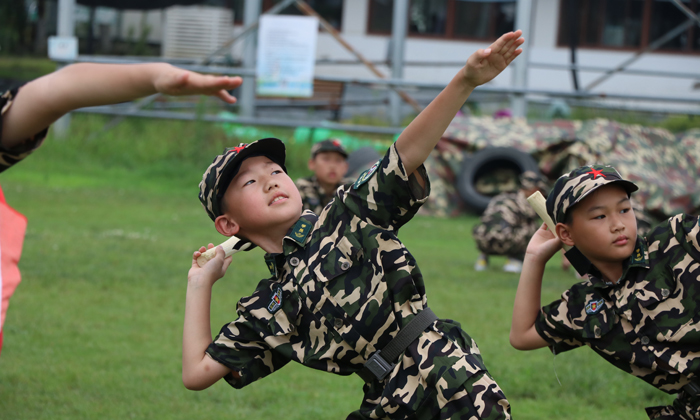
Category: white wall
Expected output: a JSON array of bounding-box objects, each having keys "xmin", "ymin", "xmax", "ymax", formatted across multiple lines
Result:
[
  {"xmin": 314, "ymin": 1, "xmax": 514, "ymax": 88},
  {"xmin": 224, "ymin": 0, "xmax": 700, "ymax": 103},
  {"xmin": 526, "ymin": 0, "xmax": 699, "ymax": 101},
  {"xmin": 331, "ymin": 0, "xmax": 698, "ymax": 102},
  {"xmin": 119, "ymin": 10, "xmax": 164, "ymax": 44}
]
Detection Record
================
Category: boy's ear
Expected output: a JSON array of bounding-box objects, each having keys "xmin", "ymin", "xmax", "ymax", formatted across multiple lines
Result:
[
  {"xmin": 556, "ymin": 222, "xmax": 575, "ymax": 247},
  {"xmin": 307, "ymin": 158, "xmax": 316, "ymax": 172},
  {"xmin": 215, "ymin": 214, "xmax": 240, "ymax": 237}
]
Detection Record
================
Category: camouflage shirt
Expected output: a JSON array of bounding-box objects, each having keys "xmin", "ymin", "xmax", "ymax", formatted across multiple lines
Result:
[
  {"xmin": 207, "ymin": 144, "xmax": 511, "ymax": 419},
  {"xmin": 295, "ymin": 175, "xmax": 354, "ymax": 215},
  {"xmin": 472, "ymin": 191, "xmax": 539, "ymax": 258},
  {"xmin": 536, "ymin": 213, "xmax": 700, "ymax": 397},
  {"xmin": 0, "ymin": 87, "xmax": 47, "ymax": 173}
]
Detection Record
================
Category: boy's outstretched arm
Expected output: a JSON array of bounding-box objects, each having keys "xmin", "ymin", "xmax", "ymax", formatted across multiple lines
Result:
[
  {"xmin": 510, "ymin": 224, "xmax": 561, "ymax": 350},
  {"xmin": 395, "ymin": 30, "xmax": 524, "ymax": 176},
  {"xmin": 1, "ymin": 63, "xmax": 242, "ymax": 148},
  {"xmin": 182, "ymin": 245, "xmax": 235, "ymax": 390}
]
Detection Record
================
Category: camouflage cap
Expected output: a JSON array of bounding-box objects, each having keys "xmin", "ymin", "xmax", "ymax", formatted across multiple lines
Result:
[
  {"xmin": 519, "ymin": 170, "xmax": 548, "ymax": 193},
  {"xmin": 198, "ymin": 138, "xmax": 287, "ymax": 221},
  {"xmin": 546, "ymin": 164, "xmax": 638, "ymax": 224},
  {"xmin": 311, "ymin": 138, "xmax": 348, "ymax": 158}
]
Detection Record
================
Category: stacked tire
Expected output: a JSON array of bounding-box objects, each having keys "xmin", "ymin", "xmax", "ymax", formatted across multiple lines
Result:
[{"xmin": 457, "ymin": 147, "xmax": 540, "ymax": 213}]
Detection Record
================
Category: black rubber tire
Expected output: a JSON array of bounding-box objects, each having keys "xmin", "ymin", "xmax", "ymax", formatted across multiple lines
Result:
[{"xmin": 457, "ymin": 147, "xmax": 540, "ymax": 213}]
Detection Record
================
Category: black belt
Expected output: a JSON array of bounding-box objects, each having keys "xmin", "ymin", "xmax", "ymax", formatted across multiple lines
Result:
[
  {"xmin": 357, "ymin": 308, "xmax": 438, "ymax": 383},
  {"xmin": 683, "ymin": 381, "xmax": 700, "ymax": 397}
]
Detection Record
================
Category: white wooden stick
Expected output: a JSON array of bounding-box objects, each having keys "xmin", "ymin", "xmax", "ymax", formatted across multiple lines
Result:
[
  {"xmin": 526, "ymin": 191, "xmax": 572, "ymax": 251},
  {"xmin": 196, "ymin": 236, "xmax": 254, "ymax": 267}
]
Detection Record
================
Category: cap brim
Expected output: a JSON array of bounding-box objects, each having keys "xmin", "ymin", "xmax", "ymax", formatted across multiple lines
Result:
[
  {"xmin": 313, "ymin": 148, "xmax": 348, "ymax": 158},
  {"xmin": 216, "ymin": 138, "xmax": 287, "ymax": 206}
]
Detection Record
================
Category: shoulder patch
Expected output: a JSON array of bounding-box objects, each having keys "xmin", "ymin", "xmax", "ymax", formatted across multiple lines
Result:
[
  {"xmin": 353, "ymin": 160, "xmax": 381, "ymax": 189},
  {"xmin": 585, "ymin": 298, "xmax": 605, "ymax": 315}
]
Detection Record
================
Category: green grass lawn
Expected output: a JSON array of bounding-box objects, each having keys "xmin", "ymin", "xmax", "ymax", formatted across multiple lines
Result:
[
  {"xmin": 0, "ymin": 116, "xmax": 671, "ymax": 419},
  {"xmin": 0, "ymin": 57, "xmax": 57, "ymax": 81}
]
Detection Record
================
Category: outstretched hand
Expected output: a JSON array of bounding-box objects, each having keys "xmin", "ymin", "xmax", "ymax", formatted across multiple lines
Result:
[
  {"xmin": 188, "ymin": 244, "xmax": 232, "ymax": 285},
  {"xmin": 154, "ymin": 67, "xmax": 243, "ymax": 104},
  {"xmin": 463, "ymin": 30, "xmax": 524, "ymax": 88}
]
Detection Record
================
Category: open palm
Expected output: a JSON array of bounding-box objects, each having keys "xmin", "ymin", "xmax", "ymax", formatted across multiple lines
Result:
[
  {"xmin": 463, "ymin": 30, "xmax": 524, "ymax": 87},
  {"xmin": 155, "ymin": 69, "xmax": 243, "ymax": 104}
]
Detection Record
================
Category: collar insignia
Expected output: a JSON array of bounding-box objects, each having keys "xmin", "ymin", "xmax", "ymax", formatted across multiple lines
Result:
[
  {"xmin": 265, "ymin": 255, "xmax": 277, "ymax": 276},
  {"xmin": 585, "ymin": 298, "xmax": 605, "ymax": 315},
  {"xmin": 289, "ymin": 219, "xmax": 311, "ymax": 245}
]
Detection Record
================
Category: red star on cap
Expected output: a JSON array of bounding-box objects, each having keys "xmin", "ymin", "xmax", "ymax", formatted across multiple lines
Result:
[
  {"xmin": 587, "ymin": 168, "xmax": 606, "ymax": 179},
  {"xmin": 332, "ymin": 140, "xmax": 341, "ymax": 147},
  {"xmin": 230, "ymin": 145, "xmax": 247, "ymax": 153}
]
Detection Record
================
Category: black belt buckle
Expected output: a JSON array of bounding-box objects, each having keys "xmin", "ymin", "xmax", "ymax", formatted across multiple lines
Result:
[
  {"xmin": 364, "ymin": 350, "xmax": 395, "ymax": 381},
  {"xmin": 684, "ymin": 381, "xmax": 700, "ymax": 397}
]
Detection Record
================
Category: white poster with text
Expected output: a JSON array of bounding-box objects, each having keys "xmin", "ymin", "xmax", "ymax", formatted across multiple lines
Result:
[{"xmin": 256, "ymin": 15, "xmax": 319, "ymax": 97}]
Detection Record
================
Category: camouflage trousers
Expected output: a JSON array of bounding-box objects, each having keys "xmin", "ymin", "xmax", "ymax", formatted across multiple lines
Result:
[
  {"xmin": 646, "ymin": 389, "xmax": 700, "ymax": 420},
  {"xmin": 472, "ymin": 221, "xmax": 535, "ymax": 260},
  {"xmin": 349, "ymin": 325, "xmax": 511, "ymax": 420},
  {"xmin": 349, "ymin": 370, "xmax": 511, "ymax": 420}
]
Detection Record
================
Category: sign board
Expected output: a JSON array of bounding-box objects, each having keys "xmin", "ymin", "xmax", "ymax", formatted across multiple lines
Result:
[
  {"xmin": 48, "ymin": 36, "xmax": 78, "ymax": 61},
  {"xmin": 256, "ymin": 15, "xmax": 319, "ymax": 97}
]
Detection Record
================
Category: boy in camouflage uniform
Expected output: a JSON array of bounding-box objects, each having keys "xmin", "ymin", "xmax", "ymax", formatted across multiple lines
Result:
[
  {"xmin": 510, "ymin": 164, "xmax": 700, "ymax": 419},
  {"xmin": 295, "ymin": 138, "xmax": 353, "ymax": 214},
  {"xmin": 472, "ymin": 171, "xmax": 547, "ymax": 273},
  {"xmin": 184, "ymin": 31, "xmax": 525, "ymax": 419}
]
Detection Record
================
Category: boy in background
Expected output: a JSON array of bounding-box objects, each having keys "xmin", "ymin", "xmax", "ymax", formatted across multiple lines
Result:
[
  {"xmin": 510, "ymin": 164, "xmax": 700, "ymax": 419},
  {"xmin": 295, "ymin": 138, "xmax": 352, "ymax": 214},
  {"xmin": 472, "ymin": 170, "xmax": 548, "ymax": 273},
  {"xmin": 184, "ymin": 31, "xmax": 524, "ymax": 419}
]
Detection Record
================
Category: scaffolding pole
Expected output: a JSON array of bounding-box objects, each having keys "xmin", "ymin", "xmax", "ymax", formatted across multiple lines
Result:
[
  {"xmin": 389, "ymin": 0, "xmax": 409, "ymax": 126},
  {"xmin": 511, "ymin": 0, "xmax": 533, "ymax": 118},
  {"xmin": 54, "ymin": 0, "xmax": 76, "ymax": 136}
]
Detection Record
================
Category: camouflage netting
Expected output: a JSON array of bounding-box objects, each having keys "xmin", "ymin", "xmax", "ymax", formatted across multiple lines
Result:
[{"xmin": 420, "ymin": 116, "xmax": 700, "ymax": 220}]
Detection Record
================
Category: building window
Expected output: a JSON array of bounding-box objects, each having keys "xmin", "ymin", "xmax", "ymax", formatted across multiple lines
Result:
[
  {"xmin": 558, "ymin": 0, "xmax": 699, "ymax": 52},
  {"xmin": 233, "ymin": 0, "xmax": 343, "ymax": 29},
  {"xmin": 368, "ymin": 0, "xmax": 516, "ymax": 40}
]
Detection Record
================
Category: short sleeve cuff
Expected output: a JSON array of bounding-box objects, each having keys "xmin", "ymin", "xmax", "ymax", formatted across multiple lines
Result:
[
  {"xmin": 205, "ymin": 342, "xmax": 246, "ymax": 389},
  {"xmin": 534, "ymin": 310, "xmax": 581, "ymax": 354},
  {"xmin": 1, "ymin": 87, "xmax": 48, "ymax": 173},
  {"xmin": 387, "ymin": 142, "xmax": 430, "ymax": 204}
]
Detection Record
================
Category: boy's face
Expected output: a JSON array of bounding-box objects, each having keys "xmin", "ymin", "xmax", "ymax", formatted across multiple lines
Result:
[
  {"xmin": 563, "ymin": 184, "xmax": 638, "ymax": 265},
  {"xmin": 308, "ymin": 152, "xmax": 348, "ymax": 186},
  {"xmin": 221, "ymin": 156, "xmax": 302, "ymax": 236}
]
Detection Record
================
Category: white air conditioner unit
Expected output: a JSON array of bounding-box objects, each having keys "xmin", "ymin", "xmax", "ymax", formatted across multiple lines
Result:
[{"xmin": 162, "ymin": 6, "xmax": 233, "ymax": 59}]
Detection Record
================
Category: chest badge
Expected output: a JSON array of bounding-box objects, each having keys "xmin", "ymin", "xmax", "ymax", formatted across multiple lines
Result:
[
  {"xmin": 268, "ymin": 287, "xmax": 283, "ymax": 313},
  {"xmin": 585, "ymin": 298, "xmax": 605, "ymax": 315}
]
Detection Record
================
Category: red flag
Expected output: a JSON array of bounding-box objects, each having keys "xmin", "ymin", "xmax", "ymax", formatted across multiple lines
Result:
[{"xmin": 0, "ymin": 185, "xmax": 27, "ymax": 356}]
